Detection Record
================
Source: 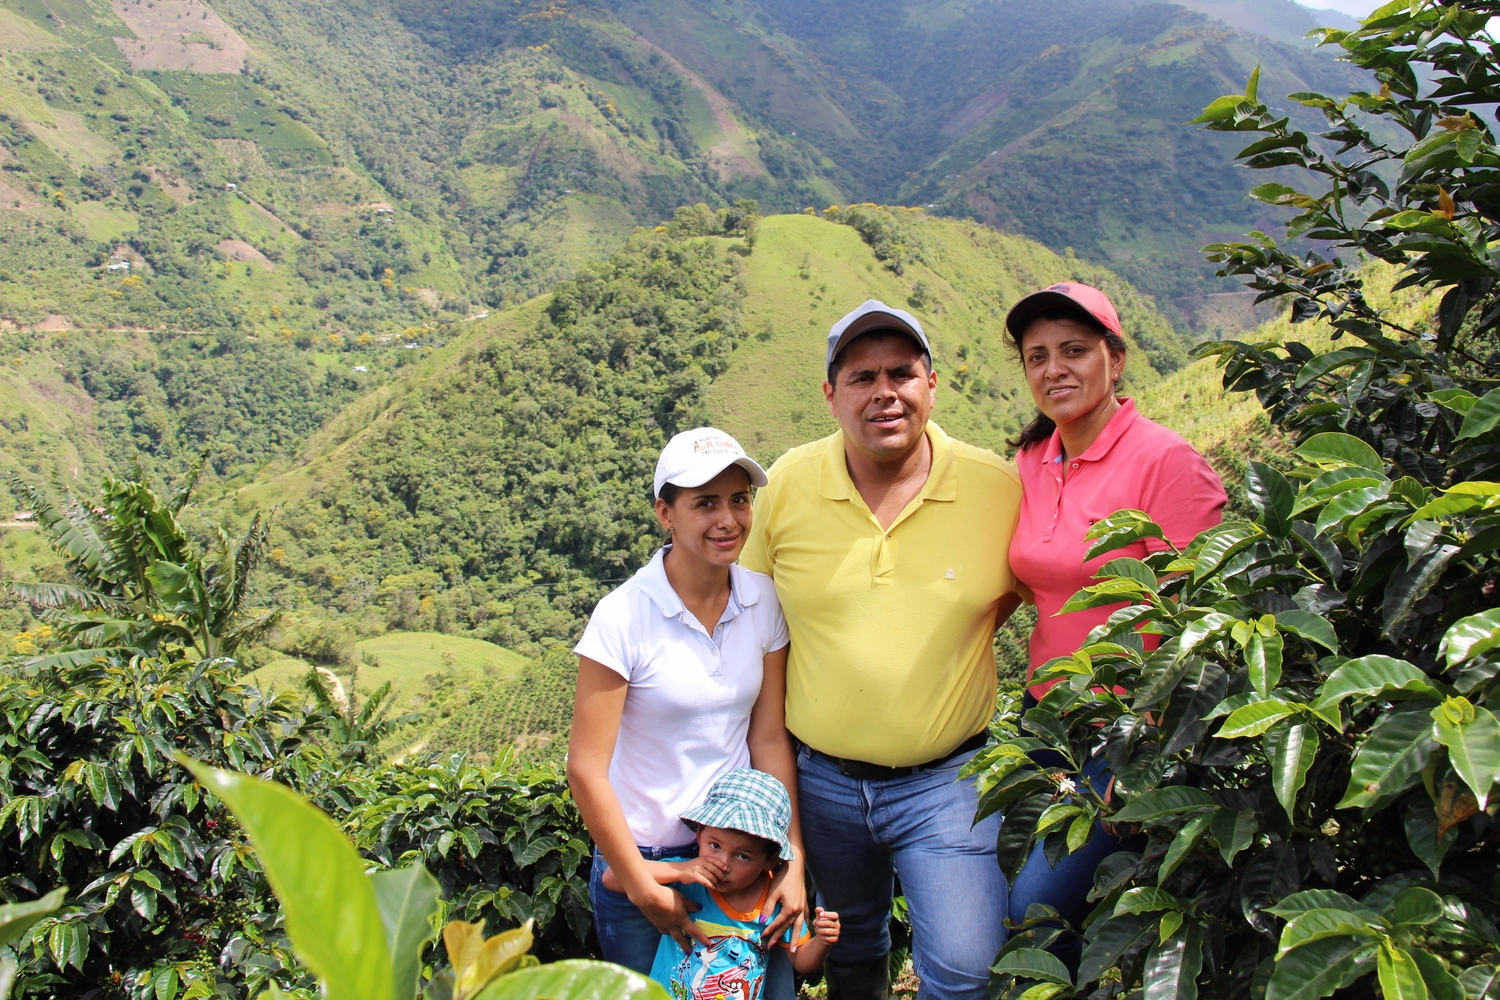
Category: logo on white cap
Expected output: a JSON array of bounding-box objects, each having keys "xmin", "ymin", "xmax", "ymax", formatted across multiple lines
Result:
[{"xmin": 653, "ymin": 427, "xmax": 769, "ymax": 499}]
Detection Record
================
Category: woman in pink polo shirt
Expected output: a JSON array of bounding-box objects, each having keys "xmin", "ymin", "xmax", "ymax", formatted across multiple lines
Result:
[{"xmin": 1004, "ymin": 282, "xmax": 1226, "ymax": 969}]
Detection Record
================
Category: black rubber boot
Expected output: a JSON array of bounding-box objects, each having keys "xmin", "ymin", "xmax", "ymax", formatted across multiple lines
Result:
[{"xmin": 825, "ymin": 956, "xmax": 891, "ymax": 1000}]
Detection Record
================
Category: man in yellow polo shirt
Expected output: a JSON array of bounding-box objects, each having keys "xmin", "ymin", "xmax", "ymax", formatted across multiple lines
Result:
[{"xmin": 741, "ymin": 300, "xmax": 1022, "ymax": 1000}]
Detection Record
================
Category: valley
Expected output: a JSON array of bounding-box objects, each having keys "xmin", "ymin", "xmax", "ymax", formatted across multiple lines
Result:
[{"xmin": 0, "ymin": 0, "xmax": 1394, "ymax": 759}]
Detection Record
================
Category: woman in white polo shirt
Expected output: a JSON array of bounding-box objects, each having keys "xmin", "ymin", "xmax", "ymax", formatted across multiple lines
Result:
[{"xmin": 567, "ymin": 427, "xmax": 804, "ymax": 980}]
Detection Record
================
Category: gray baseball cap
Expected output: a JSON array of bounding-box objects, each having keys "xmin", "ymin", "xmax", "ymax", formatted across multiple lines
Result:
[{"xmin": 826, "ymin": 299, "xmax": 931, "ymax": 370}]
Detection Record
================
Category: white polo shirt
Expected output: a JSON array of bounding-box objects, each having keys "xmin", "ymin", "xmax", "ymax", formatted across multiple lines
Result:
[{"xmin": 575, "ymin": 547, "xmax": 790, "ymax": 847}]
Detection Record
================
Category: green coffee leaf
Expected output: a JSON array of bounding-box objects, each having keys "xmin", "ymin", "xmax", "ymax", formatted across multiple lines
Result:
[
  {"xmin": 473, "ymin": 960, "xmax": 671, "ymax": 1000},
  {"xmin": 997, "ymin": 793, "xmax": 1051, "ymax": 883},
  {"xmin": 1079, "ymin": 913, "xmax": 1156, "ymax": 986},
  {"xmin": 1191, "ymin": 525, "xmax": 1263, "ymax": 581},
  {"xmin": 1192, "ymin": 94, "xmax": 1253, "ymax": 123},
  {"xmin": 1248, "ymin": 628, "xmax": 1284, "ymax": 698},
  {"xmin": 1162, "ymin": 660, "xmax": 1228, "ymax": 757},
  {"xmin": 1247, "ymin": 462, "xmax": 1294, "ymax": 536},
  {"xmin": 0, "ymin": 887, "xmax": 67, "ymax": 950},
  {"xmin": 1116, "ymin": 887, "xmax": 1181, "ymax": 915},
  {"xmin": 1385, "ymin": 543, "xmax": 1461, "ymax": 636},
  {"xmin": 1265, "ymin": 935, "xmax": 1377, "ymax": 1000},
  {"xmin": 1097, "ymin": 557, "xmax": 1160, "ymax": 589},
  {"xmin": 1315, "ymin": 485, "xmax": 1391, "ymax": 536},
  {"xmin": 1411, "ymin": 950, "xmax": 1464, "ymax": 1000},
  {"xmin": 1336, "ymin": 708, "xmax": 1438, "ymax": 811},
  {"xmin": 1457, "ymin": 386, "xmax": 1500, "ymax": 440},
  {"xmin": 1429, "ymin": 389, "xmax": 1478, "ymax": 415},
  {"xmin": 990, "ymin": 947, "xmax": 1074, "ymax": 986},
  {"xmin": 1277, "ymin": 909, "xmax": 1382, "ymax": 959},
  {"xmin": 1266, "ymin": 890, "xmax": 1375, "ymax": 921},
  {"xmin": 1034, "ymin": 802, "xmax": 1085, "ymax": 835},
  {"xmin": 1403, "ymin": 796, "xmax": 1460, "ymax": 880},
  {"xmin": 1084, "ymin": 510, "xmax": 1166, "ymax": 560},
  {"xmin": 1265, "ymin": 721, "xmax": 1319, "ymax": 819},
  {"xmin": 1275, "ymin": 610, "xmax": 1338, "ymax": 652},
  {"xmin": 1143, "ymin": 920, "xmax": 1203, "ymax": 1000},
  {"xmin": 1158, "ymin": 814, "xmax": 1212, "ymax": 884},
  {"xmin": 1210, "ymin": 808, "xmax": 1256, "ymax": 865},
  {"xmin": 1217, "ymin": 700, "xmax": 1296, "ymax": 739},
  {"xmin": 1296, "ymin": 432, "xmax": 1384, "ymax": 473},
  {"xmin": 1014, "ymin": 984, "xmax": 1069, "ymax": 1000},
  {"xmin": 1066, "ymin": 811, "xmax": 1094, "ymax": 853},
  {"xmin": 371, "ymin": 864, "xmax": 442, "ymax": 1000},
  {"xmin": 1439, "ymin": 609, "xmax": 1500, "ymax": 667},
  {"xmin": 1389, "ymin": 887, "xmax": 1443, "ymax": 926},
  {"xmin": 1457, "ymin": 966, "xmax": 1500, "ymax": 1000},
  {"xmin": 180, "ymin": 758, "xmax": 395, "ymax": 1000},
  {"xmin": 1293, "ymin": 469, "xmax": 1387, "ymax": 516},
  {"xmin": 1313, "ymin": 655, "xmax": 1442, "ymax": 710},
  {"xmin": 1292, "ymin": 348, "xmax": 1378, "ymax": 389},
  {"xmin": 1380, "ymin": 942, "xmax": 1431, "ymax": 1000},
  {"xmin": 1112, "ymin": 786, "xmax": 1216, "ymax": 823},
  {"xmin": 1431, "ymin": 698, "xmax": 1500, "ymax": 810}
]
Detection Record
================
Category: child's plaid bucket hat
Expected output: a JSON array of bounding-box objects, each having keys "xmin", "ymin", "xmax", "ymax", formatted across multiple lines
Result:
[{"xmin": 681, "ymin": 768, "xmax": 794, "ymax": 861}]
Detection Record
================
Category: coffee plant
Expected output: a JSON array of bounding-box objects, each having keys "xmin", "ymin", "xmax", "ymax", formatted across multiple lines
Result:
[
  {"xmin": 967, "ymin": 4, "xmax": 1500, "ymax": 1000},
  {"xmin": 0, "ymin": 468, "xmax": 595, "ymax": 999}
]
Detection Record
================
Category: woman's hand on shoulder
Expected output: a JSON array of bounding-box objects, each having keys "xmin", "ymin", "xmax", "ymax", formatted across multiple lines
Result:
[{"xmin": 760, "ymin": 856, "xmax": 807, "ymax": 946}]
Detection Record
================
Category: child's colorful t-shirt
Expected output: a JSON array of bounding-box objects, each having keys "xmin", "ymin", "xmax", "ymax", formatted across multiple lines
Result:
[{"xmin": 649, "ymin": 880, "xmax": 809, "ymax": 1000}]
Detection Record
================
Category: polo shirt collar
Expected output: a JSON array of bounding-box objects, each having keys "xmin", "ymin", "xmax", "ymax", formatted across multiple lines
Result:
[
  {"xmin": 818, "ymin": 421, "xmax": 958, "ymax": 503},
  {"xmin": 637, "ymin": 546, "xmax": 761, "ymax": 621},
  {"xmin": 1042, "ymin": 397, "xmax": 1140, "ymax": 466}
]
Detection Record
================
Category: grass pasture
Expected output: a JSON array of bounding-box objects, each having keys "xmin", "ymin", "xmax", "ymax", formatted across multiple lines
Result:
[
  {"xmin": 242, "ymin": 630, "xmax": 531, "ymax": 711},
  {"xmin": 70, "ymin": 201, "xmax": 138, "ymax": 241}
]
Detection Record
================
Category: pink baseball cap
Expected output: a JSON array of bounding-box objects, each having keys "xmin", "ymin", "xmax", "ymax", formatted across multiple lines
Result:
[{"xmin": 1004, "ymin": 282, "xmax": 1123, "ymax": 341}]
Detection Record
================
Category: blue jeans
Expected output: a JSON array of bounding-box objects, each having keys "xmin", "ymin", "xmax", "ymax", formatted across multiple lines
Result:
[
  {"xmin": 1007, "ymin": 748, "xmax": 1132, "ymax": 973},
  {"xmin": 796, "ymin": 742, "xmax": 1007, "ymax": 1000},
  {"xmin": 589, "ymin": 844, "xmax": 695, "ymax": 973},
  {"xmin": 588, "ymin": 845, "xmax": 795, "ymax": 999}
]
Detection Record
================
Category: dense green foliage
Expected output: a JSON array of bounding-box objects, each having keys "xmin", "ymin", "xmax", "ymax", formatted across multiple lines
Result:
[
  {"xmin": 0, "ymin": 655, "xmax": 327, "ymax": 999},
  {"xmin": 0, "ymin": 472, "xmax": 592, "ymax": 998},
  {"xmin": 8, "ymin": 464, "xmax": 277, "ymax": 667},
  {"xmin": 0, "ymin": 651, "xmax": 592, "ymax": 999},
  {"xmin": 968, "ymin": 8, "xmax": 1500, "ymax": 1000},
  {"xmin": 182, "ymin": 758, "xmax": 657, "ymax": 1000},
  {"xmin": 265, "ymin": 230, "xmax": 746, "ymax": 652}
]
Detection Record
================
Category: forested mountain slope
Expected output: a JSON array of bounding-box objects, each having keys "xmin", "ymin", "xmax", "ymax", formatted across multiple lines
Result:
[
  {"xmin": 603, "ymin": 0, "xmax": 1366, "ymax": 323},
  {"xmin": 1, "ymin": 0, "xmax": 1362, "ymax": 360},
  {"xmin": 0, "ymin": 0, "xmax": 1378, "ymax": 649},
  {"xmin": 227, "ymin": 210, "xmax": 1180, "ymax": 656}
]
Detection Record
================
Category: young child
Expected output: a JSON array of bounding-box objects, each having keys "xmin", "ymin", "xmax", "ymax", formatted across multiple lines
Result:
[{"xmin": 603, "ymin": 768, "xmax": 840, "ymax": 1000}]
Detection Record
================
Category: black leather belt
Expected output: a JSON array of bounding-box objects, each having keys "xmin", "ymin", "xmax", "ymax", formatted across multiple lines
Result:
[{"xmin": 810, "ymin": 732, "xmax": 989, "ymax": 781}]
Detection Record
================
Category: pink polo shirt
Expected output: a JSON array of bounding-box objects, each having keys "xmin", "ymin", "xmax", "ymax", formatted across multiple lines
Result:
[{"xmin": 1010, "ymin": 399, "xmax": 1227, "ymax": 698}]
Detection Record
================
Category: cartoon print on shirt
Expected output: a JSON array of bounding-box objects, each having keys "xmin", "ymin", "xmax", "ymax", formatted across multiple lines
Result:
[{"xmin": 668, "ymin": 930, "xmax": 767, "ymax": 1000}]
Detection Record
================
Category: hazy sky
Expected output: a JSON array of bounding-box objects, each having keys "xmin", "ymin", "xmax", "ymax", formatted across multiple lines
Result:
[{"xmin": 1298, "ymin": 0, "xmax": 1385, "ymax": 17}]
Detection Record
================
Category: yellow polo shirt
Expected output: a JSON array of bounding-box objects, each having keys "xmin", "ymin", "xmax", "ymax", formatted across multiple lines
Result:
[{"xmin": 740, "ymin": 422, "xmax": 1023, "ymax": 767}]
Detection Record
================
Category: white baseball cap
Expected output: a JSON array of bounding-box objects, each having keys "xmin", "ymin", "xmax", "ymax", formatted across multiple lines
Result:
[
  {"xmin": 826, "ymin": 299, "xmax": 931, "ymax": 370},
  {"xmin": 653, "ymin": 427, "xmax": 768, "ymax": 499}
]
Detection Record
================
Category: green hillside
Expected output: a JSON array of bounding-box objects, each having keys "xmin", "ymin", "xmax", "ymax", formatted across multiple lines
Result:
[
  {"xmin": 708, "ymin": 208, "xmax": 1180, "ymax": 460},
  {"xmin": 219, "ymin": 210, "xmax": 1182, "ymax": 658},
  {"xmin": 242, "ymin": 629, "xmax": 530, "ymax": 706},
  {"xmin": 0, "ymin": 0, "xmax": 1366, "ymax": 370},
  {"xmin": 0, "ymin": 0, "xmax": 1377, "ymax": 517},
  {"xmin": 607, "ymin": 0, "xmax": 1367, "ymax": 324}
]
